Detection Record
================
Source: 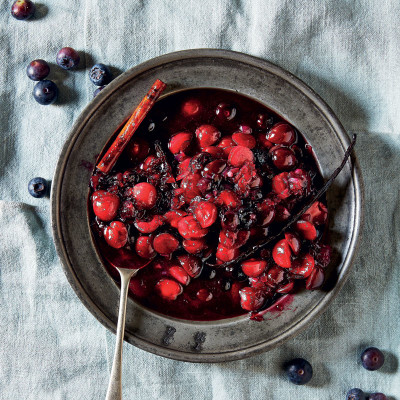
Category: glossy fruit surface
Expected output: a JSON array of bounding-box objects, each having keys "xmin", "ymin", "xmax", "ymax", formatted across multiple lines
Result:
[
  {"xmin": 346, "ymin": 388, "xmax": 366, "ymax": 400},
  {"xmin": 284, "ymin": 358, "xmax": 313, "ymax": 385},
  {"xmin": 90, "ymin": 88, "xmax": 330, "ymax": 321},
  {"xmin": 361, "ymin": 347, "xmax": 385, "ymax": 371},
  {"xmin": 26, "ymin": 59, "xmax": 50, "ymax": 81},
  {"xmin": 11, "ymin": 0, "xmax": 35, "ymax": 20},
  {"xmin": 32, "ymin": 80, "xmax": 58, "ymax": 105},
  {"xmin": 92, "ymin": 190, "xmax": 120, "ymax": 221},
  {"xmin": 89, "ymin": 63, "xmax": 113, "ymax": 85},
  {"xmin": 28, "ymin": 177, "xmax": 48, "ymax": 198},
  {"xmin": 56, "ymin": 47, "xmax": 80, "ymax": 70},
  {"xmin": 104, "ymin": 221, "xmax": 128, "ymax": 249}
]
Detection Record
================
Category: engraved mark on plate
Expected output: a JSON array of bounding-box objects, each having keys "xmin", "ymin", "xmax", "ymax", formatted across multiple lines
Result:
[
  {"xmin": 192, "ymin": 332, "xmax": 206, "ymax": 352},
  {"xmin": 162, "ymin": 326, "xmax": 176, "ymax": 346}
]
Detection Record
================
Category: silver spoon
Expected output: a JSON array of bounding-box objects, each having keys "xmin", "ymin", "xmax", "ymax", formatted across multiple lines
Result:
[{"xmin": 105, "ymin": 266, "xmax": 138, "ymax": 400}]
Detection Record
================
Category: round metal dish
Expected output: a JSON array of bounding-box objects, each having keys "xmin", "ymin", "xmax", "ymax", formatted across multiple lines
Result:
[{"xmin": 51, "ymin": 49, "xmax": 363, "ymax": 362}]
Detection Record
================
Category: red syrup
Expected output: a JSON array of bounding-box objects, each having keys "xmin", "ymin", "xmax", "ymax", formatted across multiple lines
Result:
[{"xmin": 89, "ymin": 88, "xmax": 331, "ymax": 321}]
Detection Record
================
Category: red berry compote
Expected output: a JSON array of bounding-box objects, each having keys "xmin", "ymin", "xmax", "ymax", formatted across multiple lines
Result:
[{"xmin": 89, "ymin": 88, "xmax": 332, "ymax": 321}]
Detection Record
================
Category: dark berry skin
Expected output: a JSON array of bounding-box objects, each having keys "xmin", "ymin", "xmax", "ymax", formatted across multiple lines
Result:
[
  {"xmin": 26, "ymin": 59, "xmax": 50, "ymax": 81},
  {"xmin": 368, "ymin": 393, "xmax": 387, "ymax": 400},
  {"xmin": 89, "ymin": 64, "xmax": 113, "ymax": 86},
  {"xmin": 32, "ymin": 80, "xmax": 58, "ymax": 105},
  {"xmin": 93, "ymin": 85, "xmax": 106, "ymax": 97},
  {"xmin": 284, "ymin": 358, "xmax": 313, "ymax": 385},
  {"xmin": 346, "ymin": 388, "xmax": 366, "ymax": 400},
  {"xmin": 11, "ymin": 0, "xmax": 35, "ymax": 20},
  {"xmin": 28, "ymin": 177, "xmax": 48, "ymax": 198},
  {"xmin": 361, "ymin": 347, "xmax": 385, "ymax": 371},
  {"xmin": 56, "ymin": 47, "xmax": 80, "ymax": 70}
]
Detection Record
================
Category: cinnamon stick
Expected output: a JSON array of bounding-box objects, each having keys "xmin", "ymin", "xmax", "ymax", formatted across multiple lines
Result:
[{"xmin": 97, "ymin": 79, "xmax": 166, "ymax": 174}]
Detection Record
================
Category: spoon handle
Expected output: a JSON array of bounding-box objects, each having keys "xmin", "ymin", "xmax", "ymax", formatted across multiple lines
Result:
[{"xmin": 105, "ymin": 268, "xmax": 137, "ymax": 400}]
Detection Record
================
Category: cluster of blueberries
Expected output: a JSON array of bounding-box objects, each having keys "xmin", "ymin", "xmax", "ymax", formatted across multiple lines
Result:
[
  {"xmin": 285, "ymin": 347, "xmax": 387, "ymax": 399},
  {"xmin": 12, "ymin": 0, "xmax": 113, "ymax": 105}
]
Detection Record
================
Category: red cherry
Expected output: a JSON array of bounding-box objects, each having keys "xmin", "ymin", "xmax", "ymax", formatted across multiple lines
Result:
[
  {"xmin": 265, "ymin": 265, "xmax": 285, "ymax": 287},
  {"xmin": 276, "ymin": 281, "xmax": 295, "ymax": 294},
  {"xmin": 219, "ymin": 230, "xmax": 250, "ymax": 249},
  {"xmin": 284, "ymin": 232, "xmax": 301, "ymax": 255},
  {"xmin": 202, "ymin": 159, "xmax": 227, "ymax": 179},
  {"xmin": 182, "ymin": 238, "xmax": 207, "ymax": 254},
  {"xmin": 180, "ymin": 173, "xmax": 202, "ymax": 202},
  {"xmin": 182, "ymin": 99, "xmax": 201, "ymax": 117},
  {"xmin": 163, "ymin": 209, "xmax": 188, "ymax": 228},
  {"xmin": 197, "ymin": 288, "xmax": 213, "ymax": 302},
  {"xmin": 228, "ymin": 146, "xmax": 254, "ymax": 167},
  {"xmin": 295, "ymin": 220, "xmax": 317, "ymax": 241},
  {"xmin": 239, "ymin": 287, "xmax": 265, "ymax": 311},
  {"xmin": 194, "ymin": 201, "xmax": 218, "ymax": 228},
  {"xmin": 303, "ymin": 201, "xmax": 328, "ymax": 225},
  {"xmin": 135, "ymin": 236, "xmax": 155, "ymax": 259},
  {"xmin": 153, "ymin": 233, "xmax": 179, "ymax": 255},
  {"xmin": 216, "ymin": 244, "xmax": 240, "ymax": 262},
  {"xmin": 134, "ymin": 215, "xmax": 164, "ymax": 233},
  {"xmin": 315, "ymin": 244, "xmax": 332, "ymax": 268},
  {"xmin": 241, "ymin": 259, "xmax": 267, "ymax": 277},
  {"xmin": 275, "ymin": 204, "xmax": 291, "ymax": 222},
  {"xmin": 155, "ymin": 279, "xmax": 183, "ymax": 300},
  {"xmin": 217, "ymin": 190, "xmax": 241, "ymax": 209},
  {"xmin": 271, "ymin": 172, "xmax": 290, "ymax": 199},
  {"xmin": 215, "ymin": 103, "xmax": 236, "ymax": 120},
  {"xmin": 177, "ymin": 215, "xmax": 208, "ymax": 240},
  {"xmin": 129, "ymin": 278, "xmax": 151, "ymax": 298},
  {"xmin": 168, "ymin": 132, "xmax": 193, "ymax": 154},
  {"xmin": 131, "ymin": 182, "xmax": 157, "ymax": 209},
  {"xmin": 288, "ymin": 169, "xmax": 311, "ymax": 196},
  {"xmin": 270, "ymin": 146, "xmax": 297, "ymax": 170},
  {"xmin": 203, "ymin": 146, "xmax": 225, "ymax": 159},
  {"xmin": 256, "ymin": 113, "xmax": 274, "ymax": 129},
  {"xmin": 257, "ymin": 198, "xmax": 275, "ymax": 226},
  {"xmin": 267, "ymin": 123, "xmax": 296, "ymax": 145},
  {"xmin": 176, "ymin": 157, "xmax": 191, "ymax": 180},
  {"xmin": 306, "ymin": 267, "xmax": 325, "ymax": 289},
  {"xmin": 232, "ymin": 132, "xmax": 256, "ymax": 149},
  {"xmin": 195, "ymin": 124, "xmax": 221, "ymax": 148},
  {"xmin": 257, "ymin": 132, "xmax": 274, "ymax": 149},
  {"xmin": 92, "ymin": 190, "xmax": 120, "ymax": 222},
  {"xmin": 177, "ymin": 254, "xmax": 202, "ymax": 277},
  {"xmin": 104, "ymin": 221, "xmax": 128, "ymax": 249},
  {"xmin": 169, "ymin": 265, "xmax": 191, "ymax": 286},
  {"xmin": 217, "ymin": 136, "xmax": 235, "ymax": 158},
  {"xmin": 125, "ymin": 138, "xmax": 150, "ymax": 162},
  {"xmin": 272, "ymin": 239, "xmax": 292, "ymax": 268},
  {"xmin": 239, "ymin": 125, "xmax": 252, "ymax": 134},
  {"xmin": 119, "ymin": 200, "xmax": 135, "ymax": 220},
  {"xmin": 289, "ymin": 254, "xmax": 315, "ymax": 278}
]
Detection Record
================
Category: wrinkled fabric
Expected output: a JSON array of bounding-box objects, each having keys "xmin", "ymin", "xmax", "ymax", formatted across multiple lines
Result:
[{"xmin": 0, "ymin": 1, "xmax": 399, "ymax": 399}]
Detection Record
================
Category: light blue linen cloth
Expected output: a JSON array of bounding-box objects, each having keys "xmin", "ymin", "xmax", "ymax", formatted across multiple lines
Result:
[{"xmin": 0, "ymin": 1, "xmax": 399, "ymax": 399}]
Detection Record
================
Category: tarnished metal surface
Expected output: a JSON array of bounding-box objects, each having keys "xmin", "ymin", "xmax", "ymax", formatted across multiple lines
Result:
[{"xmin": 51, "ymin": 49, "xmax": 363, "ymax": 362}]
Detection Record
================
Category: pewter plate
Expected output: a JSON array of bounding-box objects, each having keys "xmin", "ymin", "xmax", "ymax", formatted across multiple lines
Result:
[{"xmin": 51, "ymin": 49, "xmax": 363, "ymax": 362}]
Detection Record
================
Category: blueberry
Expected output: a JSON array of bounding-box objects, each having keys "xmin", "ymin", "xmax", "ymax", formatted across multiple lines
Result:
[
  {"xmin": 368, "ymin": 393, "xmax": 387, "ymax": 400},
  {"xmin": 284, "ymin": 358, "xmax": 313, "ymax": 385},
  {"xmin": 26, "ymin": 59, "xmax": 50, "ymax": 81},
  {"xmin": 11, "ymin": 0, "xmax": 35, "ymax": 20},
  {"xmin": 361, "ymin": 347, "xmax": 385, "ymax": 371},
  {"xmin": 28, "ymin": 177, "xmax": 48, "ymax": 198},
  {"xmin": 32, "ymin": 80, "xmax": 58, "ymax": 105},
  {"xmin": 89, "ymin": 64, "xmax": 113, "ymax": 86},
  {"xmin": 56, "ymin": 47, "xmax": 80, "ymax": 70},
  {"xmin": 346, "ymin": 388, "xmax": 366, "ymax": 400},
  {"xmin": 93, "ymin": 85, "xmax": 106, "ymax": 97}
]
